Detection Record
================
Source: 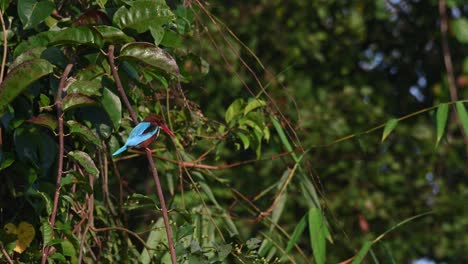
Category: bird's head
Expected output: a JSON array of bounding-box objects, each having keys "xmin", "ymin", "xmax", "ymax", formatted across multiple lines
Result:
[{"xmin": 144, "ymin": 114, "xmax": 175, "ymax": 137}]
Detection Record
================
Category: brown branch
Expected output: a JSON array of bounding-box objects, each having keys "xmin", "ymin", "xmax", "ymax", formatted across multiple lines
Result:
[
  {"xmin": 107, "ymin": 45, "xmax": 177, "ymax": 264},
  {"xmin": 439, "ymin": 0, "xmax": 468, "ymax": 144},
  {"xmin": 41, "ymin": 63, "xmax": 74, "ymax": 264},
  {"xmin": 0, "ymin": 10, "xmax": 7, "ymax": 84}
]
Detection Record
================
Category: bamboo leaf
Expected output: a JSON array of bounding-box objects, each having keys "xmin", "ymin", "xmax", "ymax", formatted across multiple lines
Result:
[
  {"xmin": 455, "ymin": 102, "xmax": 468, "ymax": 136},
  {"xmin": 350, "ymin": 241, "xmax": 373, "ymax": 264},
  {"xmin": 285, "ymin": 213, "xmax": 307, "ymax": 253},
  {"xmin": 381, "ymin": 118, "xmax": 398, "ymax": 142},
  {"xmin": 435, "ymin": 103, "xmax": 449, "ymax": 147},
  {"xmin": 308, "ymin": 208, "xmax": 326, "ymax": 264}
]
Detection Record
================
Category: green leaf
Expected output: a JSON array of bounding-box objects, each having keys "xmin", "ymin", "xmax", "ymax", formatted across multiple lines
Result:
[
  {"xmin": 0, "ymin": 151, "xmax": 15, "ymax": 170},
  {"xmin": 119, "ymin": 42, "xmax": 179, "ymax": 76},
  {"xmin": 435, "ymin": 103, "xmax": 449, "ymax": 147},
  {"xmin": 225, "ymin": 99, "xmax": 244, "ymax": 124},
  {"xmin": 94, "ymin": 25, "xmax": 135, "ymax": 44},
  {"xmin": 9, "ymin": 46, "xmax": 46, "ymax": 70},
  {"xmin": 451, "ymin": 18, "xmax": 468, "ymax": 43},
  {"xmin": 113, "ymin": 1, "xmax": 174, "ymax": 33},
  {"xmin": 285, "ymin": 213, "xmax": 307, "ymax": 253},
  {"xmin": 101, "ymin": 88, "xmax": 121, "ymax": 130},
  {"xmin": 62, "ymin": 94, "xmax": 97, "ymax": 111},
  {"xmin": 17, "ymin": 0, "xmax": 55, "ymax": 29},
  {"xmin": 271, "ymin": 116, "xmax": 293, "ymax": 152},
  {"xmin": 455, "ymin": 102, "xmax": 468, "ymax": 136},
  {"xmin": 50, "ymin": 26, "xmax": 104, "ymax": 47},
  {"xmin": 14, "ymin": 31, "xmax": 59, "ymax": 58},
  {"xmin": 308, "ymin": 208, "xmax": 326, "ymax": 264},
  {"xmin": 0, "ymin": 59, "xmax": 54, "ymax": 112},
  {"xmin": 149, "ymin": 26, "xmax": 165, "ymax": 45},
  {"xmin": 244, "ymin": 99, "xmax": 266, "ymax": 115},
  {"xmin": 67, "ymin": 151, "xmax": 99, "ymax": 178},
  {"xmin": 381, "ymin": 118, "xmax": 398, "ymax": 142},
  {"xmin": 27, "ymin": 114, "xmax": 57, "ymax": 131},
  {"xmin": 351, "ymin": 241, "xmax": 373, "ymax": 264},
  {"xmin": 60, "ymin": 240, "xmax": 76, "ymax": 257},
  {"xmin": 1, "ymin": 0, "xmax": 12, "ymax": 12},
  {"xmin": 140, "ymin": 219, "xmax": 167, "ymax": 264},
  {"xmin": 67, "ymin": 80, "xmax": 102, "ymax": 97},
  {"xmin": 66, "ymin": 120, "xmax": 101, "ymax": 147},
  {"xmin": 41, "ymin": 221, "xmax": 52, "ymax": 246},
  {"xmin": 235, "ymin": 131, "xmax": 250, "ymax": 150}
]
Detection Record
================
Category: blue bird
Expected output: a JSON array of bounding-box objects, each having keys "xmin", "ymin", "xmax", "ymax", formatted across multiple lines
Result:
[{"xmin": 112, "ymin": 114, "xmax": 174, "ymax": 156}]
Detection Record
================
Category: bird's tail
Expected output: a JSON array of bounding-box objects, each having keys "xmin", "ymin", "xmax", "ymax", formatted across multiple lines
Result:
[{"xmin": 112, "ymin": 145, "xmax": 127, "ymax": 156}]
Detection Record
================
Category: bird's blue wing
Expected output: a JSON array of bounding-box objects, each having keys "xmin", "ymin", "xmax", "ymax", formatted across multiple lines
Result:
[
  {"xmin": 126, "ymin": 126, "xmax": 160, "ymax": 147},
  {"xmin": 129, "ymin": 122, "xmax": 151, "ymax": 138}
]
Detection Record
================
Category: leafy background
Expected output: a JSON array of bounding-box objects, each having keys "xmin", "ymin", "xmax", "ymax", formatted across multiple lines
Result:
[{"xmin": 0, "ymin": 0, "xmax": 467, "ymax": 263}]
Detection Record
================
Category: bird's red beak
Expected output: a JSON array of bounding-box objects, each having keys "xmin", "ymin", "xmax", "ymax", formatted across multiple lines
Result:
[{"xmin": 160, "ymin": 124, "xmax": 175, "ymax": 137}]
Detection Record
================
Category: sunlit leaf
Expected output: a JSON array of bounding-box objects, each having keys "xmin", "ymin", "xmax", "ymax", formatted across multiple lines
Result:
[
  {"xmin": 119, "ymin": 42, "xmax": 179, "ymax": 76},
  {"xmin": 225, "ymin": 99, "xmax": 244, "ymax": 124},
  {"xmin": 435, "ymin": 103, "xmax": 449, "ymax": 147},
  {"xmin": 113, "ymin": 1, "xmax": 174, "ymax": 33},
  {"xmin": 50, "ymin": 26, "xmax": 104, "ymax": 47},
  {"xmin": 68, "ymin": 151, "xmax": 99, "ymax": 178},
  {"xmin": 381, "ymin": 118, "xmax": 398, "ymax": 142},
  {"xmin": 0, "ymin": 59, "xmax": 54, "ymax": 112},
  {"xmin": 14, "ymin": 222, "xmax": 35, "ymax": 254},
  {"xmin": 244, "ymin": 99, "xmax": 266, "ymax": 115}
]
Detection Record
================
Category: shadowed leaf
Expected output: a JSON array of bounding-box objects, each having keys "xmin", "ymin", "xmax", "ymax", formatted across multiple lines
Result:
[
  {"xmin": 0, "ymin": 59, "xmax": 54, "ymax": 112},
  {"xmin": 113, "ymin": 1, "xmax": 174, "ymax": 33},
  {"xmin": 27, "ymin": 114, "xmax": 57, "ymax": 131},
  {"xmin": 62, "ymin": 94, "xmax": 97, "ymax": 111},
  {"xmin": 68, "ymin": 151, "xmax": 99, "ymax": 178},
  {"xmin": 435, "ymin": 103, "xmax": 449, "ymax": 147},
  {"xmin": 66, "ymin": 120, "xmax": 101, "ymax": 147},
  {"xmin": 17, "ymin": 0, "xmax": 55, "ymax": 29}
]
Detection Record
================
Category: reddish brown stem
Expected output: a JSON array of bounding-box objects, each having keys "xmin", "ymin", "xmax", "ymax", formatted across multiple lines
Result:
[
  {"xmin": 41, "ymin": 63, "xmax": 74, "ymax": 264},
  {"xmin": 107, "ymin": 45, "xmax": 177, "ymax": 264}
]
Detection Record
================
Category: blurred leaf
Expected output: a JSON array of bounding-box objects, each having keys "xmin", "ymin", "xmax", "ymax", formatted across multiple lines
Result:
[
  {"xmin": 350, "ymin": 241, "xmax": 373, "ymax": 264},
  {"xmin": 235, "ymin": 131, "xmax": 250, "ymax": 150},
  {"xmin": 50, "ymin": 26, "xmax": 104, "ymax": 47},
  {"xmin": 435, "ymin": 103, "xmax": 449, "ymax": 147},
  {"xmin": 0, "ymin": 0, "xmax": 11, "ymax": 11},
  {"xmin": 381, "ymin": 118, "xmax": 398, "ymax": 142},
  {"xmin": 66, "ymin": 120, "xmax": 101, "ymax": 147},
  {"xmin": 27, "ymin": 114, "xmax": 57, "ymax": 131},
  {"xmin": 455, "ymin": 102, "xmax": 468, "ymax": 136},
  {"xmin": 140, "ymin": 218, "xmax": 166, "ymax": 264},
  {"xmin": 101, "ymin": 88, "xmax": 121, "ymax": 130},
  {"xmin": 244, "ymin": 99, "xmax": 266, "ymax": 115},
  {"xmin": 14, "ymin": 31, "xmax": 58, "ymax": 57},
  {"xmin": 271, "ymin": 117, "xmax": 293, "ymax": 152},
  {"xmin": 0, "ymin": 151, "xmax": 15, "ymax": 170},
  {"xmin": 62, "ymin": 94, "xmax": 97, "ymax": 111},
  {"xmin": 94, "ymin": 25, "xmax": 135, "ymax": 44},
  {"xmin": 9, "ymin": 46, "xmax": 46, "ymax": 70},
  {"xmin": 17, "ymin": 0, "xmax": 55, "ymax": 29},
  {"xmin": 451, "ymin": 18, "xmax": 468, "ymax": 43},
  {"xmin": 0, "ymin": 59, "xmax": 54, "ymax": 112},
  {"xmin": 285, "ymin": 213, "xmax": 307, "ymax": 253},
  {"xmin": 225, "ymin": 99, "xmax": 244, "ymax": 124},
  {"xmin": 68, "ymin": 151, "xmax": 99, "ymax": 178},
  {"xmin": 13, "ymin": 222, "xmax": 35, "ymax": 254},
  {"xmin": 308, "ymin": 208, "xmax": 326, "ymax": 264},
  {"xmin": 113, "ymin": 0, "xmax": 174, "ymax": 33},
  {"xmin": 149, "ymin": 25, "xmax": 164, "ymax": 45},
  {"xmin": 119, "ymin": 42, "xmax": 179, "ymax": 76},
  {"xmin": 60, "ymin": 240, "xmax": 76, "ymax": 258}
]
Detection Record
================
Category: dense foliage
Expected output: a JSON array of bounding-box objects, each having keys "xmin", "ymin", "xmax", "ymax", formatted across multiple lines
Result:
[{"xmin": 0, "ymin": 0, "xmax": 467, "ymax": 263}]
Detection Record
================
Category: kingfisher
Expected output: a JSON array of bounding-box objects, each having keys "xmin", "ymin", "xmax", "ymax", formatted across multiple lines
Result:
[{"xmin": 112, "ymin": 114, "xmax": 174, "ymax": 156}]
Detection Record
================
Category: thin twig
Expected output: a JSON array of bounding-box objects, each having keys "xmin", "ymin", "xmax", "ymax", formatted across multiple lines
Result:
[
  {"xmin": 107, "ymin": 45, "xmax": 177, "ymax": 264},
  {"xmin": 41, "ymin": 63, "xmax": 74, "ymax": 264},
  {"xmin": 0, "ymin": 243, "xmax": 13, "ymax": 264},
  {"xmin": 0, "ymin": 10, "xmax": 8, "ymax": 84}
]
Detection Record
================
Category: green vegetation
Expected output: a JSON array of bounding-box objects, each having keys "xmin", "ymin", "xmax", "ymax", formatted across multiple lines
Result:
[{"xmin": 0, "ymin": 0, "xmax": 467, "ymax": 263}]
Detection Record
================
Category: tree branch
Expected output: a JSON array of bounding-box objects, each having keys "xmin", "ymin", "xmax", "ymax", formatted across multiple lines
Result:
[
  {"xmin": 107, "ymin": 45, "xmax": 177, "ymax": 264},
  {"xmin": 41, "ymin": 63, "xmax": 74, "ymax": 264}
]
